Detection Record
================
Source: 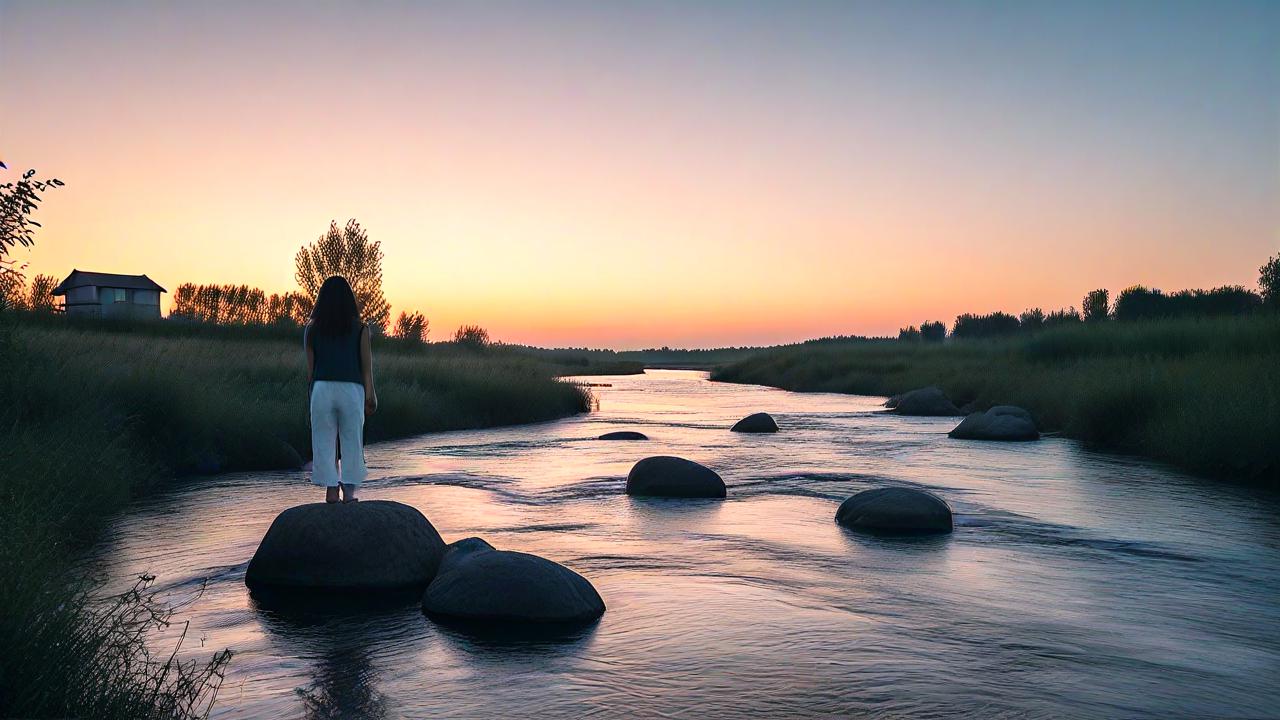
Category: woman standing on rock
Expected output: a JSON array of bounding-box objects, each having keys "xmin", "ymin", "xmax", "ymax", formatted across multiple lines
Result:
[{"xmin": 305, "ymin": 276, "xmax": 378, "ymax": 503}]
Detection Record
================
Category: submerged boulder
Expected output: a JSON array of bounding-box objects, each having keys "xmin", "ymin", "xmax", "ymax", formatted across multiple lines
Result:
[
  {"xmin": 599, "ymin": 430, "xmax": 649, "ymax": 440},
  {"xmin": 949, "ymin": 406, "xmax": 1039, "ymax": 441},
  {"xmin": 731, "ymin": 412, "xmax": 779, "ymax": 433},
  {"xmin": 885, "ymin": 386, "xmax": 962, "ymax": 417},
  {"xmin": 422, "ymin": 537, "xmax": 605, "ymax": 624},
  {"xmin": 245, "ymin": 500, "xmax": 446, "ymax": 592},
  {"xmin": 835, "ymin": 487, "xmax": 953, "ymax": 535},
  {"xmin": 626, "ymin": 456, "xmax": 726, "ymax": 498}
]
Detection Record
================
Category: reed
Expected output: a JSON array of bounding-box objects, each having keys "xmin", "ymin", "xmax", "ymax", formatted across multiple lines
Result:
[{"xmin": 712, "ymin": 315, "xmax": 1280, "ymax": 484}]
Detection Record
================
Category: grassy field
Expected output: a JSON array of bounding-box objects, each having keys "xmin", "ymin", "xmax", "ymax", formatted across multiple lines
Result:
[
  {"xmin": 712, "ymin": 315, "xmax": 1280, "ymax": 485},
  {"xmin": 0, "ymin": 315, "xmax": 594, "ymax": 719}
]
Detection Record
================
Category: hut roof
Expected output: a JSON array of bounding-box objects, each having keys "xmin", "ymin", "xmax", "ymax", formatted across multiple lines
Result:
[{"xmin": 52, "ymin": 270, "xmax": 167, "ymax": 296}]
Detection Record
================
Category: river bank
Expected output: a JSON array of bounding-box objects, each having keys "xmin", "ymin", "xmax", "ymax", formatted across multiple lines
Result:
[
  {"xmin": 711, "ymin": 315, "xmax": 1280, "ymax": 486},
  {"xmin": 0, "ymin": 316, "xmax": 594, "ymax": 719}
]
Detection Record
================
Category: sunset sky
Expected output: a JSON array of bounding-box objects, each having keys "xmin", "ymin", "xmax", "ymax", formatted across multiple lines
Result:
[{"xmin": 2, "ymin": 1, "xmax": 1277, "ymax": 348}]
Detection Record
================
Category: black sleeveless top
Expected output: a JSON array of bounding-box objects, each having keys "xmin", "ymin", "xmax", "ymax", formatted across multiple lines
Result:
[{"xmin": 305, "ymin": 320, "xmax": 364, "ymax": 385}]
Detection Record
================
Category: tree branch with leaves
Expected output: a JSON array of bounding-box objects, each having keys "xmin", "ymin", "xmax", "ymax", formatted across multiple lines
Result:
[{"xmin": 1, "ymin": 169, "xmax": 64, "ymax": 281}]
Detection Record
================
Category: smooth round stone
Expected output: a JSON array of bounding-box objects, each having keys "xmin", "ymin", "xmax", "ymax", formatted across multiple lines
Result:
[
  {"xmin": 626, "ymin": 456, "xmax": 726, "ymax": 498},
  {"xmin": 731, "ymin": 412, "xmax": 779, "ymax": 433},
  {"xmin": 885, "ymin": 386, "xmax": 962, "ymax": 416},
  {"xmin": 599, "ymin": 431, "xmax": 649, "ymax": 440},
  {"xmin": 835, "ymin": 487, "xmax": 953, "ymax": 535},
  {"xmin": 245, "ymin": 500, "xmax": 446, "ymax": 592},
  {"xmin": 422, "ymin": 538, "xmax": 605, "ymax": 624},
  {"xmin": 949, "ymin": 406, "xmax": 1039, "ymax": 441}
]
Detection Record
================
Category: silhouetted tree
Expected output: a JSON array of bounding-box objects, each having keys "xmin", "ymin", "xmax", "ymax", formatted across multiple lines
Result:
[
  {"xmin": 897, "ymin": 325, "xmax": 921, "ymax": 341},
  {"xmin": 1, "ymin": 169, "xmax": 63, "ymax": 283},
  {"xmin": 1171, "ymin": 286, "xmax": 1260, "ymax": 316},
  {"xmin": 295, "ymin": 220, "xmax": 391, "ymax": 332},
  {"xmin": 453, "ymin": 324, "xmax": 490, "ymax": 348},
  {"xmin": 172, "ymin": 282, "xmax": 310, "ymax": 325},
  {"xmin": 799, "ymin": 335, "xmax": 873, "ymax": 345},
  {"xmin": 1113, "ymin": 286, "xmax": 1163, "ymax": 320},
  {"xmin": 1261, "ymin": 252, "xmax": 1279, "ymax": 309},
  {"xmin": 265, "ymin": 291, "xmax": 312, "ymax": 326},
  {"xmin": 0, "ymin": 270, "xmax": 25, "ymax": 311},
  {"xmin": 1083, "ymin": 289, "xmax": 1110, "ymax": 322},
  {"xmin": 25, "ymin": 274, "xmax": 58, "ymax": 313},
  {"xmin": 952, "ymin": 312, "xmax": 1020, "ymax": 339},
  {"xmin": 1019, "ymin": 308, "xmax": 1045, "ymax": 332},
  {"xmin": 1044, "ymin": 307, "xmax": 1082, "ymax": 327},
  {"xmin": 920, "ymin": 320, "xmax": 946, "ymax": 342},
  {"xmin": 1114, "ymin": 284, "xmax": 1260, "ymax": 320},
  {"xmin": 171, "ymin": 283, "xmax": 263, "ymax": 324},
  {"xmin": 394, "ymin": 311, "xmax": 429, "ymax": 345}
]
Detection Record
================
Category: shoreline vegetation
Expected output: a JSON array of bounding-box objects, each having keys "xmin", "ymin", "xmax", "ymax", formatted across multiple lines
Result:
[
  {"xmin": 711, "ymin": 314, "xmax": 1279, "ymax": 486},
  {"xmin": 0, "ymin": 313, "xmax": 599, "ymax": 719}
]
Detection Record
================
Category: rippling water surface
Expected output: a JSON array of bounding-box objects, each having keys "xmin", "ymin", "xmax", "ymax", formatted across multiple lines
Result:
[{"xmin": 92, "ymin": 370, "xmax": 1280, "ymax": 718}]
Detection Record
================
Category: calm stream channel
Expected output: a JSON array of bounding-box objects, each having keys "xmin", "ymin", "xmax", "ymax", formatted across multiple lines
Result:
[{"xmin": 91, "ymin": 370, "xmax": 1280, "ymax": 718}]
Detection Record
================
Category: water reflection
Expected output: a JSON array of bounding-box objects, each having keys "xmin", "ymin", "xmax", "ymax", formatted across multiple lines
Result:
[
  {"xmin": 431, "ymin": 618, "xmax": 598, "ymax": 660},
  {"xmin": 255, "ymin": 604, "xmax": 417, "ymax": 720},
  {"xmin": 86, "ymin": 370, "xmax": 1280, "ymax": 718},
  {"xmin": 296, "ymin": 643, "xmax": 388, "ymax": 720}
]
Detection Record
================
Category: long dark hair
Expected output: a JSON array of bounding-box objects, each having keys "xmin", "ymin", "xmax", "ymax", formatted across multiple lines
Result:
[{"xmin": 310, "ymin": 276, "xmax": 361, "ymax": 336}]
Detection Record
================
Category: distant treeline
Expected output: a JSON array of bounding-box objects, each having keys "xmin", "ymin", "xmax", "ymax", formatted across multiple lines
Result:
[
  {"xmin": 504, "ymin": 344, "xmax": 768, "ymax": 369},
  {"xmin": 900, "ymin": 271, "xmax": 1276, "ymax": 342},
  {"xmin": 171, "ymin": 282, "xmax": 312, "ymax": 326},
  {"xmin": 170, "ymin": 281, "xmax": 436, "ymax": 344}
]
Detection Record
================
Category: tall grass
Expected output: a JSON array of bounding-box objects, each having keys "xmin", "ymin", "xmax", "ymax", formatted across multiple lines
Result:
[
  {"xmin": 0, "ymin": 316, "xmax": 592, "ymax": 718},
  {"xmin": 712, "ymin": 315, "xmax": 1280, "ymax": 485}
]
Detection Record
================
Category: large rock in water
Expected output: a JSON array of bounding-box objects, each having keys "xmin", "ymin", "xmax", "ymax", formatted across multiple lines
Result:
[
  {"xmin": 245, "ymin": 501, "xmax": 446, "ymax": 592},
  {"xmin": 422, "ymin": 538, "xmax": 605, "ymax": 624},
  {"xmin": 948, "ymin": 405, "xmax": 1039, "ymax": 441},
  {"xmin": 626, "ymin": 456, "xmax": 726, "ymax": 498},
  {"xmin": 599, "ymin": 430, "xmax": 649, "ymax": 440},
  {"xmin": 885, "ymin": 386, "xmax": 962, "ymax": 416},
  {"xmin": 731, "ymin": 412, "xmax": 778, "ymax": 433},
  {"xmin": 835, "ymin": 487, "xmax": 953, "ymax": 534}
]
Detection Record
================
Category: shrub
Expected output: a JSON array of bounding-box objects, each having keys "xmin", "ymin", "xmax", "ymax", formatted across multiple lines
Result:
[
  {"xmin": 1019, "ymin": 308, "xmax": 1045, "ymax": 332},
  {"xmin": 394, "ymin": 311, "xmax": 429, "ymax": 344},
  {"xmin": 1261, "ymin": 253, "xmax": 1279, "ymax": 308},
  {"xmin": 1169, "ymin": 286, "xmax": 1260, "ymax": 317},
  {"xmin": 1114, "ymin": 286, "xmax": 1164, "ymax": 321},
  {"xmin": 26, "ymin": 273, "xmax": 58, "ymax": 312},
  {"xmin": 953, "ymin": 311, "xmax": 1020, "ymax": 339},
  {"xmin": 1045, "ymin": 307, "xmax": 1082, "ymax": 327},
  {"xmin": 1083, "ymin": 288, "xmax": 1110, "ymax": 322},
  {"xmin": 920, "ymin": 320, "xmax": 946, "ymax": 342},
  {"xmin": 1115, "ymin": 285, "xmax": 1261, "ymax": 320},
  {"xmin": 453, "ymin": 324, "xmax": 491, "ymax": 348},
  {"xmin": 0, "ymin": 268, "xmax": 26, "ymax": 310}
]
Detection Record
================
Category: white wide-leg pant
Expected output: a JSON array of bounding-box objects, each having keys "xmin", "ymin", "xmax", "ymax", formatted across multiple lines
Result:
[{"xmin": 310, "ymin": 381, "xmax": 367, "ymax": 487}]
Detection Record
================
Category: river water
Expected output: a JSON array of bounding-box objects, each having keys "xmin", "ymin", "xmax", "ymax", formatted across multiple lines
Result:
[{"xmin": 92, "ymin": 370, "xmax": 1280, "ymax": 718}]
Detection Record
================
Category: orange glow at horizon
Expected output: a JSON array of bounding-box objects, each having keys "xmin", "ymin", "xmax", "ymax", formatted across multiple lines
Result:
[{"xmin": 3, "ymin": 2, "xmax": 1276, "ymax": 349}]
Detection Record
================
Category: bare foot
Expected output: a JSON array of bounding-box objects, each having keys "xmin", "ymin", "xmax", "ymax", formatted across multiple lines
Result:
[
  {"xmin": 340, "ymin": 483, "xmax": 358, "ymax": 503},
  {"xmin": 325, "ymin": 486, "xmax": 340, "ymax": 504}
]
